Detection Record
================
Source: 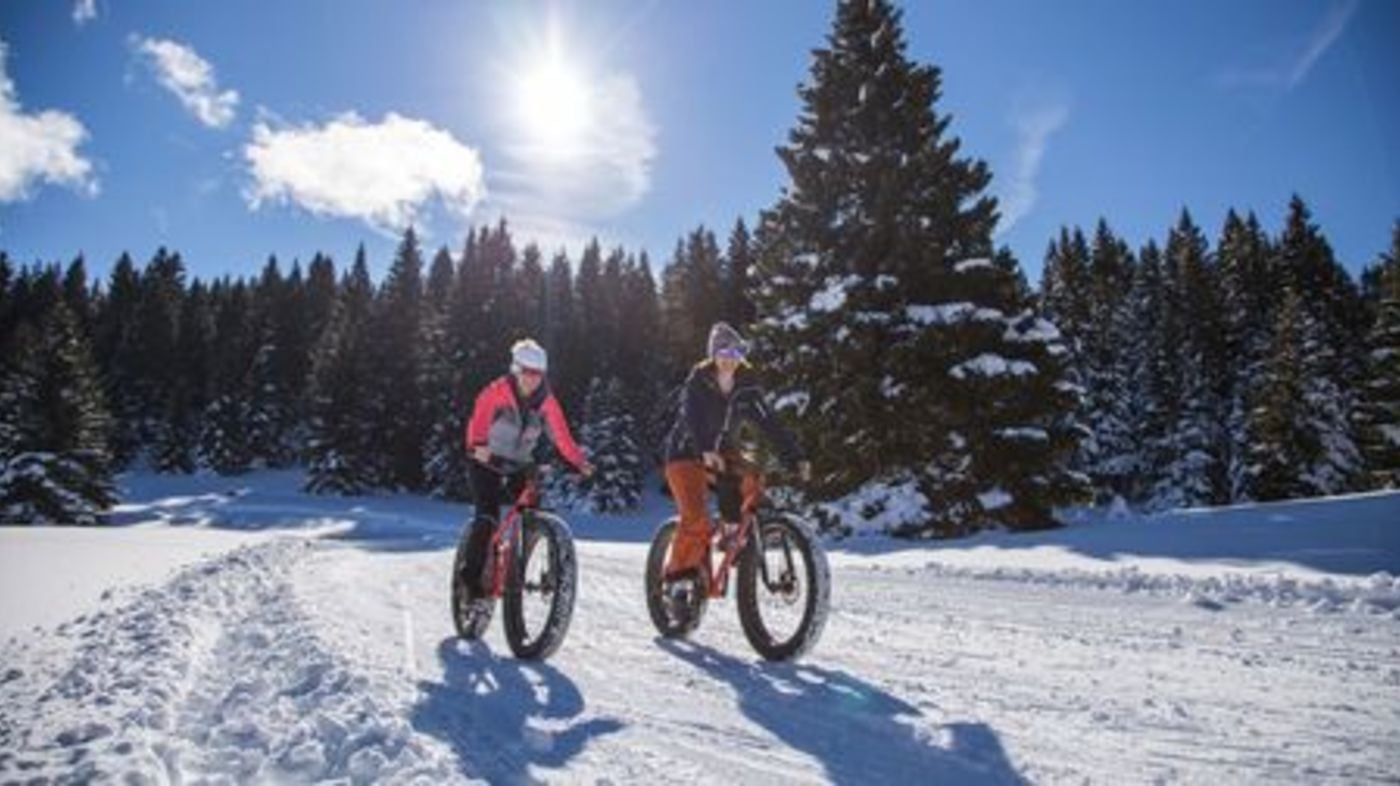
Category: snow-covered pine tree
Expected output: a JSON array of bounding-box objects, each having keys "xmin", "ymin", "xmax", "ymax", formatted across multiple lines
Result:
[
  {"xmin": 1082, "ymin": 221, "xmax": 1138, "ymax": 503},
  {"xmin": 200, "ymin": 280, "xmax": 253, "ymax": 474},
  {"xmin": 1270, "ymin": 196, "xmax": 1364, "ymax": 494},
  {"xmin": 0, "ymin": 302, "xmax": 115, "ymax": 524},
  {"xmin": 151, "ymin": 281, "xmax": 212, "ymax": 473},
  {"xmin": 134, "ymin": 248, "xmax": 186, "ymax": 464},
  {"xmin": 368, "ymin": 228, "xmax": 427, "ymax": 491},
  {"xmin": 1216, "ymin": 211, "xmax": 1275, "ymax": 501},
  {"xmin": 304, "ymin": 249, "xmax": 378, "ymax": 494},
  {"xmin": 95, "ymin": 253, "xmax": 144, "ymax": 467},
  {"xmin": 1150, "ymin": 210, "xmax": 1223, "ymax": 508},
  {"xmin": 1123, "ymin": 241, "xmax": 1166, "ymax": 505},
  {"xmin": 1246, "ymin": 287, "xmax": 1314, "ymax": 500},
  {"xmin": 577, "ymin": 376, "xmax": 643, "ymax": 512},
  {"xmin": 421, "ymin": 288, "xmax": 472, "ymax": 501},
  {"xmin": 753, "ymin": 0, "xmax": 1084, "ymax": 534},
  {"xmin": 1354, "ymin": 224, "xmax": 1400, "ymax": 487}
]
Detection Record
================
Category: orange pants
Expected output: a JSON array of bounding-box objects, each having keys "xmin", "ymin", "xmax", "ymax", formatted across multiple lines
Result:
[{"xmin": 663, "ymin": 458, "xmax": 763, "ymax": 579}]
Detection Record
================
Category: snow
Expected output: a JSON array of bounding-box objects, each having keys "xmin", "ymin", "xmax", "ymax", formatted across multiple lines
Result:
[
  {"xmin": 905, "ymin": 301, "xmax": 1004, "ymax": 327},
  {"xmin": 977, "ymin": 488, "xmax": 1013, "ymax": 511},
  {"xmin": 954, "ymin": 258, "xmax": 993, "ymax": 273},
  {"xmin": 950, "ymin": 353, "xmax": 1039, "ymax": 380},
  {"xmin": 995, "ymin": 427, "xmax": 1049, "ymax": 442},
  {"xmin": 810, "ymin": 275, "xmax": 860, "ymax": 313},
  {"xmin": 1004, "ymin": 317, "xmax": 1062, "ymax": 343},
  {"xmin": 1, "ymin": 470, "xmax": 1398, "ymax": 784}
]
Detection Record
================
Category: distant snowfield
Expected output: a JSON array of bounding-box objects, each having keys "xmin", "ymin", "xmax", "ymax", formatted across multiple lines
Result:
[{"xmin": 1, "ymin": 470, "xmax": 1397, "ymax": 784}]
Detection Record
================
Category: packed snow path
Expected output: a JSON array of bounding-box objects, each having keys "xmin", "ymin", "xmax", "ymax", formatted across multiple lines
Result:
[{"xmin": 3, "ymin": 522, "xmax": 1397, "ymax": 784}]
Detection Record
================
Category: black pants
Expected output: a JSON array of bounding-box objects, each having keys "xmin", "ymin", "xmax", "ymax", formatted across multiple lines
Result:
[{"xmin": 462, "ymin": 460, "xmax": 528, "ymax": 592}]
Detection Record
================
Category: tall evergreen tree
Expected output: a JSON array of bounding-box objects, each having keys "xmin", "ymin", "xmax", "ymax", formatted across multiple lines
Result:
[
  {"xmin": 305, "ymin": 249, "xmax": 378, "ymax": 494},
  {"xmin": 0, "ymin": 302, "xmax": 116, "ymax": 524},
  {"xmin": 723, "ymin": 218, "xmax": 757, "ymax": 327},
  {"xmin": 1216, "ymin": 210, "xmax": 1275, "ymax": 500},
  {"xmin": 200, "ymin": 280, "xmax": 254, "ymax": 474},
  {"xmin": 753, "ymin": 0, "xmax": 1084, "ymax": 533},
  {"xmin": 1353, "ymin": 223, "xmax": 1400, "ymax": 488},
  {"xmin": 96, "ymin": 252, "xmax": 144, "ymax": 466},
  {"xmin": 1153, "ymin": 210, "xmax": 1223, "ymax": 508},
  {"xmin": 369, "ymin": 228, "xmax": 427, "ymax": 490}
]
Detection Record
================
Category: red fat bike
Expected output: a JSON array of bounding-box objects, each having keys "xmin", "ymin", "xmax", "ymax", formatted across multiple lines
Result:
[
  {"xmin": 451, "ymin": 461, "xmax": 577, "ymax": 660},
  {"xmin": 645, "ymin": 468, "xmax": 830, "ymax": 662}
]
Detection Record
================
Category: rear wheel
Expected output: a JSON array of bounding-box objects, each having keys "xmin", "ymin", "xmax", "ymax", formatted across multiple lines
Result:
[
  {"xmin": 645, "ymin": 518, "xmax": 707, "ymax": 638},
  {"xmin": 451, "ymin": 523, "xmax": 495, "ymax": 640},
  {"xmin": 736, "ymin": 513, "xmax": 829, "ymax": 661},
  {"xmin": 503, "ymin": 513, "xmax": 577, "ymax": 660}
]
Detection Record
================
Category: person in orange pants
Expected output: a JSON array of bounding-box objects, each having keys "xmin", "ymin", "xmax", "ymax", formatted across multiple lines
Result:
[{"xmin": 661, "ymin": 322, "xmax": 811, "ymax": 584}]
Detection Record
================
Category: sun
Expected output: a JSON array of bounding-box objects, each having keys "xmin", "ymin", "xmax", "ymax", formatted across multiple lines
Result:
[{"xmin": 514, "ymin": 49, "xmax": 593, "ymax": 158}]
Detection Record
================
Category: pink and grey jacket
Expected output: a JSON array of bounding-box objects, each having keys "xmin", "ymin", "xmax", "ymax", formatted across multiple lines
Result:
[{"xmin": 465, "ymin": 376, "xmax": 586, "ymax": 470}]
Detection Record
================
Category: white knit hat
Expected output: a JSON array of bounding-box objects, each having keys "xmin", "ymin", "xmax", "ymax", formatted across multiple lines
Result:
[{"xmin": 510, "ymin": 338, "xmax": 548, "ymax": 374}]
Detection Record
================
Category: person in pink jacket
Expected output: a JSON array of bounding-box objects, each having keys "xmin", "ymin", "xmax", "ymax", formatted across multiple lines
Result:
[{"xmin": 460, "ymin": 338, "xmax": 593, "ymax": 591}]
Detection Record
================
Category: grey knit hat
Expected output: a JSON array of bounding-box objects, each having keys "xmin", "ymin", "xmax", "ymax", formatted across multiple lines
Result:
[{"xmin": 707, "ymin": 322, "xmax": 748, "ymax": 359}]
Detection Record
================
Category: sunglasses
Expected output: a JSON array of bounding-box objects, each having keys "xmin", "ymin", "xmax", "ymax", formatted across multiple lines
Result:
[{"xmin": 714, "ymin": 347, "xmax": 746, "ymax": 361}]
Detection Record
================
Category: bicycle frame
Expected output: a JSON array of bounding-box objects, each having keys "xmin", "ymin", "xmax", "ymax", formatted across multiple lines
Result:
[
  {"xmin": 704, "ymin": 509, "xmax": 755, "ymax": 599},
  {"xmin": 483, "ymin": 468, "xmax": 543, "ymax": 599},
  {"xmin": 700, "ymin": 467, "xmax": 798, "ymax": 600}
]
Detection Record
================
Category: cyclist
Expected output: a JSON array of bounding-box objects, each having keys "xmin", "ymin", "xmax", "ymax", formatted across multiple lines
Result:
[
  {"xmin": 661, "ymin": 322, "xmax": 810, "ymax": 589},
  {"xmin": 462, "ymin": 338, "xmax": 593, "ymax": 592}
]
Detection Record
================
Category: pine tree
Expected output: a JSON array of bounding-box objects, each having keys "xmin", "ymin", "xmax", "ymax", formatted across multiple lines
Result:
[
  {"xmin": 573, "ymin": 377, "xmax": 644, "ymax": 512},
  {"xmin": 1217, "ymin": 211, "xmax": 1275, "ymax": 500},
  {"xmin": 305, "ymin": 249, "xmax": 378, "ymax": 494},
  {"xmin": 0, "ymin": 302, "xmax": 116, "ymax": 524},
  {"xmin": 1151, "ymin": 210, "xmax": 1222, "ymax": 508},
  {"xmin": 200, "ymin": 280, "xmax": 253, "ymax": 474},
  {"xmin": 95, "ymin": 253, "xmax": 144, "ymax": 466},
  {"xmin": 368, "ymin": 228, "xmax": 427, "ymax": 490},
  {"xmin": 1267, "ymin": 196, "xmax": 1364, "ymax": 494},
  {"xmin": 753, "ymin": 0, "xmax": 1083, "ymax": 533},
  {"xmin": 723, "ymin": 218, "xmax": 757, "ymax": 327},
  {"xmin": 1353, "ymin": 223, "xmax": 1400, "ymax": 488},
  {"xmin": 1081, "ymin": 221, "xmax": 1137, "ymax": 503},
  {"xmin": 152, "ymin": 281, "xmax": 211, "ymax": 473},
  {"xmin": 1246, "ymin": 287, "xmax": 1314, "ymax": 500},
  {"xmin": 134, "ymin": 248, "xmax": 186, "ymax": 462}
]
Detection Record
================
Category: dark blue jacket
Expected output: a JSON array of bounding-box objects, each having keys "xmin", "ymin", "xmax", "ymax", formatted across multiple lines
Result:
[{"xmin": 663, "ymin": 361, "xmax": 803, "ymax": 468}]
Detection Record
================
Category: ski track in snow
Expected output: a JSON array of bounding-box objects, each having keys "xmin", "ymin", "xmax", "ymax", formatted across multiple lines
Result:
[{"xmin": 2, "ymin": 523, "xmax": 1398, "ymax": 783}]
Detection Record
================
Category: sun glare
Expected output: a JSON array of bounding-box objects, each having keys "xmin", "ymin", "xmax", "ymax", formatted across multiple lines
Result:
[{"xmin": 516, "ymin": 53, "xmax": 592, "ymax": 157}]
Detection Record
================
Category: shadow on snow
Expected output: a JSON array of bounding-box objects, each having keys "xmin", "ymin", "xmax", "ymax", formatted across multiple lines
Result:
[
  {"xmin": 411, "ymin": 637, "xmax": 624, "ymax": 783},
  {"xmin": 658, "ymin": 638, "xmax": 1028, "ymax": 785}
]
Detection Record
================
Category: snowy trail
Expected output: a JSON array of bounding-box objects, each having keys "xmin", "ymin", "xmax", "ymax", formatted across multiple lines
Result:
[{"xmin": 2, "ymin": 515, "xmax": 1398, "ymax": 783}]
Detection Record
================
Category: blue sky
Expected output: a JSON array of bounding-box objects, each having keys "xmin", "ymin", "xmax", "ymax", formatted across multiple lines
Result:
[{"xmin": 0, "ymin": 0, "xmax": 1396, "ymax": 286}]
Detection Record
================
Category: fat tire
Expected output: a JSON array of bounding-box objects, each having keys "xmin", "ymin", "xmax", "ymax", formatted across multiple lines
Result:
[
  {"xmin": 736, "ymin": 514, "xmax": 830, "ymax": 661},
  {"xmin": 503, "ymin": 513, "xmax": 577, "ymax": 660},
  {"xmin": 645, "ymin": 518, "xmax": 708, "ymax": 638}
]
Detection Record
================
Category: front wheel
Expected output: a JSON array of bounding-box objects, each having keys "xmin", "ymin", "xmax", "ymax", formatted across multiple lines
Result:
[
  {"xmin": 503, "ymin": 513, "xmax": 577, "ymax": 660},
  {"xmin": 645, "ymin": 518, "xmax": 707, "ymax": 639},
  {"xmin": 736, "ymin": 513, "xmax": 830, "ymax": 661}
]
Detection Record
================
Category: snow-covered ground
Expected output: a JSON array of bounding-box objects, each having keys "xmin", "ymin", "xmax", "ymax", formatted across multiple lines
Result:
[{"xmin": 1, "ymin": 471, "xmax": 1397, "ymax": 784}]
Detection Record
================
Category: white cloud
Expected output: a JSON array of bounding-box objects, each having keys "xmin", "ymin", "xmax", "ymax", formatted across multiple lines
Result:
[
  {"xmin": 0, "ymin": 41, "xmax": 97, "ymax": 203},
  {"xmin": 497, "ymin": 71, "xmax": 656, "ymax": 243},
  {"xmin": 243, "ymin": 112, "xmax": 486, "ymax": 233},
  {"xmin": 997, "ymin": 100, "xmax": 1068, "ymax": 236},
  {"xmin": 1216, "ymin": 0, "xmax": 1358, "ymax": 91},
  {"xmin": 134, "ymin": 37, "xmax": 239, "ymax": 128},
  {"xmin": 72, "ymin": 0, "xmax": 97, "ymax": 26}
]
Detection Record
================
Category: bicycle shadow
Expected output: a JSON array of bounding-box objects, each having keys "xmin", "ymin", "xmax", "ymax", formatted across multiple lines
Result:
[
  {"xmin": 658, "ymin": 639, "xmax": 1028, "ymax": 785},
  {"xmin": 411, "ymin": 637, "xmax": 625, "ymax": 783}
]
